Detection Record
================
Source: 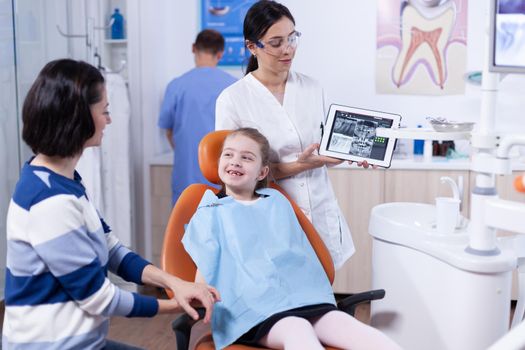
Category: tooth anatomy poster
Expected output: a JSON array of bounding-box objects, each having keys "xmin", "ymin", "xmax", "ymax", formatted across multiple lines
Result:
[{"xmin": 376, "ymin": 0, "xmax": 468, "ymax": 95}]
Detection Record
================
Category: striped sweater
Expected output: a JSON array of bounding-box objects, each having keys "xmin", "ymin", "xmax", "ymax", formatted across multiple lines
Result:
[{"xmin": 2, "ymin": 162, "xmax": 158, "ymax": 349}]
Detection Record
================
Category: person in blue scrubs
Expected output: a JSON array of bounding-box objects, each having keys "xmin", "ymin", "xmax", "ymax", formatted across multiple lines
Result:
[{"xmin": 158, "ymin": 29, "xmax": 236, "ymax": 205}]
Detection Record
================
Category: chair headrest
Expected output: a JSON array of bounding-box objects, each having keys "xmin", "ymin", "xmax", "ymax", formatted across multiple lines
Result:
[{"xmin": 198, "ymin": 130, "xmax": 232, "ymax": 185}]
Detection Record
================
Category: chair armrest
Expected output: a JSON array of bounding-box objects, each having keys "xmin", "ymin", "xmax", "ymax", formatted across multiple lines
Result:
[
  {"xmin": 171, "ymin": 308, "xmax": 206, "ymax": 350},
  {"xmin": 337, "ymin": 289, "xmax": 386, "ymax": 316}
]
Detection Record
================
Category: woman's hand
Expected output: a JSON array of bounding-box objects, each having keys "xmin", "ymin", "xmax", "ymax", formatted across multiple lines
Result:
[
  {"xmin": 141, "ymin": 265, "xmax": 220, "ymax": 323},
  {"xmin": 298, "ymin": 143, "xmax": 344, "ymax": 169},
  {"xmin": 162, "ymin": 277, "xmax": 221, "ymax": 323},
  {"xmin": 347, "ymin": 160, "xmax": 378, "ymax": 169}
]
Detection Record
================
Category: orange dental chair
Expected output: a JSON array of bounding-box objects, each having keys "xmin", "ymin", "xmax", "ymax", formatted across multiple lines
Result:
[{"xmin": 161, "ymin": 130, "xmax": 385, "ymax": 350}]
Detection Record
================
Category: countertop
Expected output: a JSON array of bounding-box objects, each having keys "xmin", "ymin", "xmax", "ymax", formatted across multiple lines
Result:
[{"xmin": 149, "ymin": 153, "xmax": 525, "ymax": 171}]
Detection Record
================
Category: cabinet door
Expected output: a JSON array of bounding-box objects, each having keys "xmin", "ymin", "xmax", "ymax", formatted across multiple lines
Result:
[
  {"xmin": 468, "ymin": 171, "xmax": 525, "ymax": 233},
  {"xmin": 384, "ymin": 170, "xmax": 470, "ymax": 217},
  {"xmin": 490, "ymin": 171, "xmax": 525, "ymax": 299},
  {"xmin": 328, "ymin": 168, "xmax": 385, "ymax": 293},
  {"xmin": 150, "ymin": 165, "xmax": 174, "ymax": 266},
  {"xmin": 496, "ymin": 171, "xmax": 525, "ymax": 204}
]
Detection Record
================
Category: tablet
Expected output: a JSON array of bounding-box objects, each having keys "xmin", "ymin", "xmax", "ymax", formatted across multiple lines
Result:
[{"xmin": 319, "ymin": 105, "xmax": 401, "ymax": 168}]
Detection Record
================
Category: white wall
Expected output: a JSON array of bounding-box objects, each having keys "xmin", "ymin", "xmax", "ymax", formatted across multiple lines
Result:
[
  {"xmin": 128, "ymin": 0, "xmax": 243, "ymax": 258},
  {"xmin": 1, "ymin": 0, "xmax": 75, "ymax": 298},
  {"xmin": 0, "ymin": 0, "xmax": 18, "ymax": 300},
  {"xmin": 130, "ymin": 0, "xmax": 525, "ymax": 258},
  {"xmin": 137, "ymin": 1, "xmax": 244, "ymax": 157},
  {"xmin": 284, "ymin": 0, "xmax": 525, "ymax": 131},
  {"xmin": 139, "ymin": 1, "xmax": 525, "ymax": 157}
]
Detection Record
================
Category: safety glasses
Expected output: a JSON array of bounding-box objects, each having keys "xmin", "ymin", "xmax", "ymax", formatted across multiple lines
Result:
[{"xmin": 255, "ymin": 31, "xmax": 301, "ymax": 56}]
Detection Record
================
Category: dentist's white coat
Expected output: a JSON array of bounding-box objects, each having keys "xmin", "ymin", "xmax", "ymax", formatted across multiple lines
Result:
[{"xmin": 215, "ymin": 71, "xmax": 354, "ymax": 269}]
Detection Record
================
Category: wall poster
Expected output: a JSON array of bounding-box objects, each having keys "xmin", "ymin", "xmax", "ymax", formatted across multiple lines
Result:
[
  {"xmin": 376, "ymin": 0, "xmax": 468, "ymax": 95},
  {"xmin": 201, "ymin": 0, "xmax": 256, "ymax": 66}
]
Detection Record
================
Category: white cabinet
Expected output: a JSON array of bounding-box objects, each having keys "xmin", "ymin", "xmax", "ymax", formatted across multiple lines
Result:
[
  {"xmin": 384, "ymin": 169, "xmax": 470, "ymax": 217},
  {"xmin": 328, "ymin": 169, "xmax": 385, "ymax": 294},
  {"xmin": 150, "ymin": 165, "xmax": 173, "ymax": 267},
  {"xmin": 150, "ymin": 165, "xmax": 525, "ymax": 297},
  {"xmin": 329, "ymin": 168, "xmax": 524, "ymax": 298},
  {"xmin": 492, "ymin": 171, "xmax": 525, "ymax": 300},
  {"xmin": 329, "ymin": 168, "xmax": 470, "ymax": 294}
]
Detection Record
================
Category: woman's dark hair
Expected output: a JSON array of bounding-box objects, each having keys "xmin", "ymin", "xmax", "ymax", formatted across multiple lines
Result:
[
  {"xmin": 22, "ymin": 58, "xmax": 105, "ymax": 157},
  {"xmin": 243, "ymin": 0, "xmax": 295, "ymax": 74},
  {"xmin": 219, "ymin": 127, "xmax": 271, "ymax": 196}
]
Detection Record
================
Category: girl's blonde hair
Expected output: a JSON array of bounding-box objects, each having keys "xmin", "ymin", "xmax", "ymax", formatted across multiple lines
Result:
[{"xmin": 219, "ymin": 127, "xmax": 271, "ymax": 193}]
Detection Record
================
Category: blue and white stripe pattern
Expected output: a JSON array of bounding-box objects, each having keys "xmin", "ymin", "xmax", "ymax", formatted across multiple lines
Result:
[{"xmin": 3, "ymin": 162, "xmax": 158, "ymax": 349}]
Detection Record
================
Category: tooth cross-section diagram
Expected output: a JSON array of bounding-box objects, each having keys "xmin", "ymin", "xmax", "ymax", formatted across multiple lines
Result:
[{"xmin": 393, "ymin": 4, "xmax": 456, "ymax": 89}]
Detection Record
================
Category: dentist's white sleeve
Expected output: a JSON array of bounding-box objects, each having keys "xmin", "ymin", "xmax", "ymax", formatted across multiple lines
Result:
[{"xmin": 215, "ymin": 90, "xmax": 241, "ymax": 130}]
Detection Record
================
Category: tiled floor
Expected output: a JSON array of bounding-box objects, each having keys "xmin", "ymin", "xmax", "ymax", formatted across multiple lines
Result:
[
  {"xmin": 106, "ymin": 302, "xmax": 371, "ymax": 350},
  {"xmin": 0, "ymin": 298, "xmax": 517, "ymax": 350}
]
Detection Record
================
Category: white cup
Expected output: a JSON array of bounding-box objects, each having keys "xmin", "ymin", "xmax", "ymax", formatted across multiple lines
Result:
[{"xmin": 435, "ymin": 197, "xmax": 460, "ymax": 234}]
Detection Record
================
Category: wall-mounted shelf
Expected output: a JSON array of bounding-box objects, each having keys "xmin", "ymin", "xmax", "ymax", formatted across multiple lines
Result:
[
  {"xmin": 98, "ymin": 0, "xmax": 128, "ymax": 79},
  {"xmin": 104, "ymin": 39, "xmax": 127, "ymax": 44}
]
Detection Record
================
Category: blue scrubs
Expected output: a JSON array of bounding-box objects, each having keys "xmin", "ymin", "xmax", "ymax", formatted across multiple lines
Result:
[
  {"xmin": 182, "ymin": 188, "xmax": 336, "ymax": 349},
  {"xmin": 158, "ymin": 67, "xmax": 236, "ymax": 205}
]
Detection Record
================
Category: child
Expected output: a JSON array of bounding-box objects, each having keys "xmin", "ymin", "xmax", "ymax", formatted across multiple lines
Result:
[{"xmin": 182, "ymin": 128, "xmax": 401, "ymax": 350}]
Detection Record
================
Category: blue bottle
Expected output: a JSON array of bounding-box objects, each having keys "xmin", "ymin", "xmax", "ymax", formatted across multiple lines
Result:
[
  {"xmin": 413, "ymin": 125, "xmax": 424, "ymax": 155},
  {"xmin": 111, "ymin": 8, "xmax": 124, "ymax": 39}
]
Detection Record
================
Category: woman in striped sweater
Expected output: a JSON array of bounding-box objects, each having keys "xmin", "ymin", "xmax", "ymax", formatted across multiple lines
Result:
[{"xmin": 2, "ymin": 59, "xmax": 220, "ymax": 350}]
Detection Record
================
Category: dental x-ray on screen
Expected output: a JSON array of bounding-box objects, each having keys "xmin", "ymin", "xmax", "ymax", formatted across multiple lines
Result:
[
  {"xmin": 490, "ymin": 0, "xmax": 525, "ymax": 73},
  {"xmin": 319, "ymin": 105, "xmax": 401, "ymax": 168}
]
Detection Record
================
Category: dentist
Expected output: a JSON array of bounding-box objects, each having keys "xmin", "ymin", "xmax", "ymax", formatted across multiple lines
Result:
[{"xmin": 215, "ymin": 0, "xmax": 366, "ymax": 269}]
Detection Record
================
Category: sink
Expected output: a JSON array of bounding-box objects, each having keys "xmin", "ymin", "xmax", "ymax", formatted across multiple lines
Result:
[
  {"xmin": 369, "ymin": 202, "xmax": 468, "ymax": 246},
  {"xmin": 368, "ymin": 202, "xmax": 516, "ymax": 273}
]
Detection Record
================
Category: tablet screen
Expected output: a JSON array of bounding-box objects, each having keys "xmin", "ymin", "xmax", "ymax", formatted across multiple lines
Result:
[
  {"xmin": 319, "ymin": 105, "xmax": 401, "ymax": 168},
  {"xmin": 327, "ymin": 110, "xmax": 393, "ymax": 160}
]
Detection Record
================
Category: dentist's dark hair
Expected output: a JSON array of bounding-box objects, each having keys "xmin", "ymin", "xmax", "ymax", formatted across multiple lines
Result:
[
  {"xmin": 218, "ymin": 127, "xmax": 271, "ymax": 196},
  {"xmin": 243, "ymin": 0, "xmax": 295, "ymax": 74}
]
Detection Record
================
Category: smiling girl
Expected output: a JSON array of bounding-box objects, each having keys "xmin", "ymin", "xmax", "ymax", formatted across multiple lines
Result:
[{"xmin": 182, "ymin": 128, "xmax": 400, "ymax": 350}]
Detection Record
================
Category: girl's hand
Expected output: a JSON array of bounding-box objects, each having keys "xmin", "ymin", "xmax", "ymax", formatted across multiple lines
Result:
[
  {"xmin": 348, "ymin": 160, "xmax": 378, "ymax": 169},
  {"xmin": 162, "ymin": 278, "xmax": 221, "ymax": 324},
  {"xmin": 298, "ymin": 143, "xmax": 344, "ymax": 169}
]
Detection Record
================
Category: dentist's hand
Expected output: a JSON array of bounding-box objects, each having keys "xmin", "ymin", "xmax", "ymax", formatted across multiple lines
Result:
[
  {"xmin": 298, "ymin": 143, "xmax": 344, "ymax": 169},
  {"xmin": 271, "ymin": 143, "xmax": 344, "ymax": 180},
  {"xmin": 347, "ymin": 160, "xmax": 378, "ymax": 169}
]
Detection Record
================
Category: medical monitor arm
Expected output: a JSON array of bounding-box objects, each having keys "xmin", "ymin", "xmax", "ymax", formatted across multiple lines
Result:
[{"xmin": 466, "ymin": 0, "xmax": 518, "ymax": 254}]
